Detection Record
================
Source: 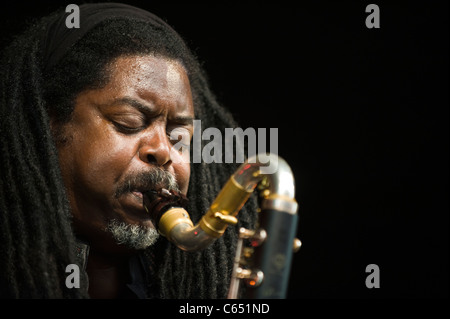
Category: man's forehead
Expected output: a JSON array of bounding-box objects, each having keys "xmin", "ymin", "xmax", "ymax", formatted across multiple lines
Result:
[
  {"xmin": 109, "ymin": 55, "xmax": 187, "ymax": 84},
  {"xmin": 72, "ymin": 55, "xmax": 194, "ymax": 118},
  {"xmin": 106, "ymin": 55, "xmax": 192, "ymax": 105}
]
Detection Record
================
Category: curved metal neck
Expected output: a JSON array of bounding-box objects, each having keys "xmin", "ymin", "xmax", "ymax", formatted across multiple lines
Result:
[{"xmin": 151, "ymin": 153, "xmax": 298, "ymax": 252}]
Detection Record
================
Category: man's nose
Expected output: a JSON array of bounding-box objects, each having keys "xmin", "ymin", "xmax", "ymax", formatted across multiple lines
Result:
[{"xmin": 138, "ymin": 126, "xmax": 172, "ymax": 168}]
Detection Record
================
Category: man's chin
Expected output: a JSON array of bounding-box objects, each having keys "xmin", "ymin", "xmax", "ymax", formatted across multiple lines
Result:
[{"xmin": 105, "ymin": 219, "xmax": 160, "ymax": 250}]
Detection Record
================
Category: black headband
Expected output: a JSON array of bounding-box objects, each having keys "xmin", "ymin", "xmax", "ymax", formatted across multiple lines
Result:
[{"xmin": 41, "ymin": 2, "xmax": 176, "ymax": 71}]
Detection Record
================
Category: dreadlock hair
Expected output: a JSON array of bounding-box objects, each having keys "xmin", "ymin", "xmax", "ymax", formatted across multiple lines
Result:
[{"xmin": 0, "ymin": 8, "xmax": 257, "ymax": 299}]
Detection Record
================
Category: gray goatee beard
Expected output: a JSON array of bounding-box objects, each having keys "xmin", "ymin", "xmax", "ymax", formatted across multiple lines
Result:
[{"xmin": 106, "ymin": 219, "xmax": 160, "ymax": 250}]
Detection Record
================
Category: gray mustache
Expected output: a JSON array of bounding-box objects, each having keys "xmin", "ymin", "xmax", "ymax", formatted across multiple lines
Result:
[{"xmin": 114, "ymin": 168, "xmax": 179, "ymax": 198}]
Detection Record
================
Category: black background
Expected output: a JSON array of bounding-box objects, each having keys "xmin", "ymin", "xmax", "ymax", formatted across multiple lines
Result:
[{"xmin": 1, "ymin": 1, "xmax": 448, "ymax": 299}]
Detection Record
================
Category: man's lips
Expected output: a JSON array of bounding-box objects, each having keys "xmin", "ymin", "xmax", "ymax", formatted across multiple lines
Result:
[
  {"xmin": 122, "ymin": 187, "xmax": 173, "ymax": 216},
  {"xmin": 131, "ymin": 188, "xmax": 162, "ymax": 200},
  {"xmin": 126, "ymin": 189, "xmax": 163, "ymax": 212},
  {"xmin": 114, "ymin": 192, "xmax": 157, "ymax": 228},
  {"xmin": 132, "ymin": 191, "xmax": 144, "ymax": 198},
  {"xmin": 117, "ymin": 191, "xmax": 150, "ymax": 219}
]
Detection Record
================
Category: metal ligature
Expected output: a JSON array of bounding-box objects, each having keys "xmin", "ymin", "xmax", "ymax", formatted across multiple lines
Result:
[{"xmin": 143, "ymin": 154, "xmax": 301, "ymax": 299}]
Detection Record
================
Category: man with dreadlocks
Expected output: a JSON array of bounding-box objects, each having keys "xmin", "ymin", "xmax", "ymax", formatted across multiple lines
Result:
[{"xmin": 0, "ymin": 3, "xmax": 256, "ymax": 298}]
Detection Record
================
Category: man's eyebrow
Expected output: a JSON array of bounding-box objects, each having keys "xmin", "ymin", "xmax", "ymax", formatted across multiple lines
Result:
[
  {"xmin": 113, "ymin": 96, "xmax": 154, "ymax": 113},
  {"xmin": 171, "ymin": 116, "xmax": 194, "ymax": 125},
  {"xmin": 112, "ymin": 96, "xmax": 194, "ymax": 125}
]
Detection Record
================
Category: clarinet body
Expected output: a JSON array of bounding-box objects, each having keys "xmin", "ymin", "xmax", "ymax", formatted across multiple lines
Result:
[{"xmin": 143, "ymin": 154, "xmax": 300, "ymax": 299}]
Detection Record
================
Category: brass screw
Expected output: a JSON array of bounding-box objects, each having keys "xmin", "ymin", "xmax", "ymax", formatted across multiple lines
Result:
[
  {"xmin": 261, "ymin": 189, "xmax": 271, "ymax": 198},
  {"xmin": 257, "ymin": 176, "xmax": 269, "ymax": 190},
  {"xmin": 293, "ymin": 238, "xmax": 302, "ymax": 252}
]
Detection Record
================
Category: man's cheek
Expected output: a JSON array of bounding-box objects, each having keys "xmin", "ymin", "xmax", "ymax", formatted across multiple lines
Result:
[
  {"xmin": 170, "ymin": 144, "xmax": 191, "ymax": 165},
  {"xmin": 76, "ymin": 147, "xmax": 127, "ymax": 194},
  {"xmin": 175, "ymin": 163, "xmax": 190, "ymax": 194}
]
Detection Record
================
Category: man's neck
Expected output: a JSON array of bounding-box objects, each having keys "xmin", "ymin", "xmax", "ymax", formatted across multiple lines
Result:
[{"xmin": 85, "ymin": 249, "xmax": 131, "ymax": 299}]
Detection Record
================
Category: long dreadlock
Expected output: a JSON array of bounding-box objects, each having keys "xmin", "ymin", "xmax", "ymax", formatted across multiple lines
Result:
[{"xmin": 0, "ymin": 7, "xmax": 257, "ymax": 298}]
